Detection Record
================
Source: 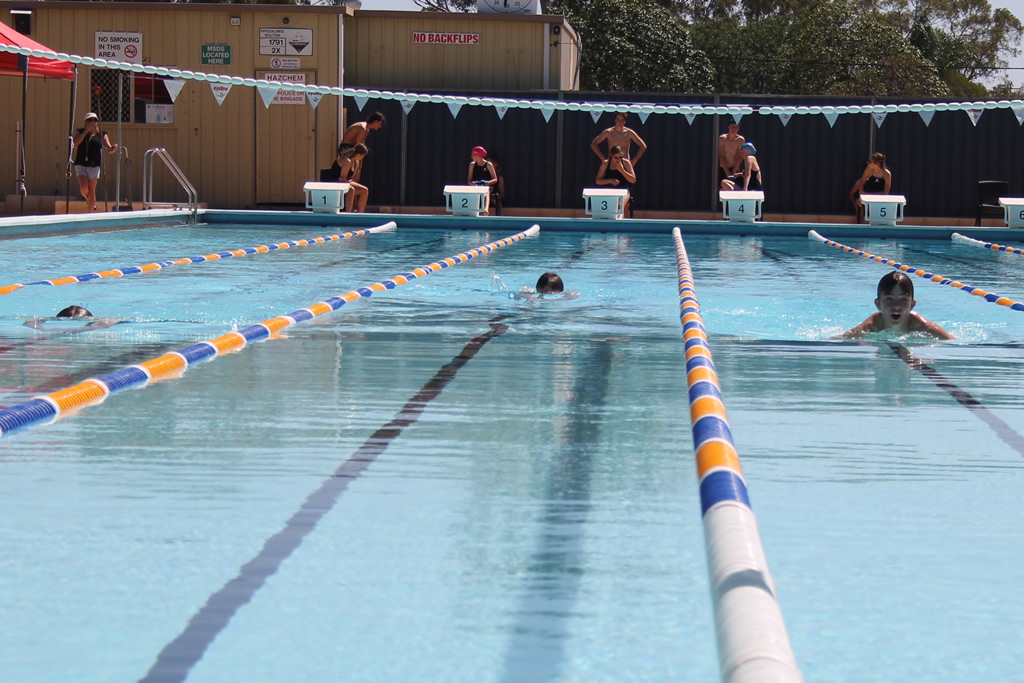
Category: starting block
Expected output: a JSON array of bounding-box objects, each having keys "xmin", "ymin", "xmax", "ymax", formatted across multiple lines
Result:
[
  {"xmin": 861, "ymin": 194, "xmax": 906, "ymax": 226},
  {"xmin": 444, "ymin": 184, "xmax": 491, "ymax": 216},
  {"xmin": 583, "ymin": 188, "xmax": 629, "ymax": 219},
  {"xmin": 303, "ymin": 181, "xmax": 350, "ymax": 214},
  {"xmin": 999, "ymin": 198, "xmax": 1024, "ymax": 227},
  {"xmin": 719, "ymin": 190, "xmax": 764, "ymax": 222}
]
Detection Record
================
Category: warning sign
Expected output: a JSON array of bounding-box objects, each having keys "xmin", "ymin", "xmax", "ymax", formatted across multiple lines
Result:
[
  {"xmin": 259, "ymin": 28, "xmax": 313, "ymax": 56},
  {"xmin": 266, "ymin": 72, "xmax": 306, "ymax": 105},
  {"xmin": 95, "ymin": 31, "xmax": 143, "ymax": 64}
]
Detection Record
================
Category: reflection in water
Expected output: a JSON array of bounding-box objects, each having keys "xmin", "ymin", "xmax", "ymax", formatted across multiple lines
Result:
[{"xmin": 500, "ymin": 341, "xmax": 614, "ymax": 683}]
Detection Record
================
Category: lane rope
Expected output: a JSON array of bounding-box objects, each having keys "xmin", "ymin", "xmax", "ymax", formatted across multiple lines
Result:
[
  {"xmin": 672, "ymin": 227, "xmax": 802, "ymax": 683},
  {"xmin": 951, "ymin": 232, "xmax": 1024, "ymax": 256},
  {"xmin": 809, "ymin": 230, "xmax": 1024, "ymax": 312},
  {"xmin": 0, "ymin": 225, "xmax": 540, "ymax": 438},
  {"xmin": 0, "ymin": 222, "xmax": 397, "ymax": 297}
]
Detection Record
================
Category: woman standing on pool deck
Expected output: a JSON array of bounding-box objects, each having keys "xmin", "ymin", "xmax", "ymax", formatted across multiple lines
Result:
[
  {"xmin": 850, "ymin": 152, "xmax": 892, "ymax": 223},
  {"xmin": 72, "ymin": 112, "xmax": 119, "ymax": 213}
]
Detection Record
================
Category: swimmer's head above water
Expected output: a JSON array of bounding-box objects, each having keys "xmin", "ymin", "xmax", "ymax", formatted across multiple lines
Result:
[
  {"xmin": 56, "ymin": 305, "xmax": 93, "ymax": 319},
  {"xmin": 535, "ymin": 272, "xmax": 564, "ymax": 294}
]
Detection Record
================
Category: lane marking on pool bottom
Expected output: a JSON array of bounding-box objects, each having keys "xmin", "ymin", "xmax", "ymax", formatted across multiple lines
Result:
[
  {"xmin": 952, "ymin": 232, "xmax": 1024, "ymax": 258},
  {"xmin": 672, "ymin": 227, "xmax": 802, "ymax": 682},
  {"xmin": 138, "ymin": 315, "xmax": 512, "ymax": 683},
  {"xmin": 0, "ymin": 222, "xmax": 398, "ymax": 297},
  {"xmin": 808, "ymin": 230, "xmax": 1024, "ymax": 313},
  {"xmin": 887, "ymin": 342, "xmax": 1024, "ymax": 458},
  {"xmin": 0, "ymin": 225, "xmax": 540, "ymax": 438}
]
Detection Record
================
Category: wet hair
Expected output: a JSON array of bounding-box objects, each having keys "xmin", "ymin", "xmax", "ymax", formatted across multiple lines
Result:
[
  {"xmin": 56, "ymin": 305, "xmax": 93, "ymax": 318},
  {"xmin": 340, "ymin": 143, "xmax": 369, "ymax": 159},
  {"xmin": 367, "ymin": 112, "xmax": 385, "ymax": 125},
  {"xmin": 536, "ymin": 272, "xmax": 564, "ymax": 293},
  {"xmin": 877, "ymin": 271, "xmax": 913, "ymax": 299},
  {"xmin": 870, "ymin": 152, "xmax": 887, "ymax": 170}
]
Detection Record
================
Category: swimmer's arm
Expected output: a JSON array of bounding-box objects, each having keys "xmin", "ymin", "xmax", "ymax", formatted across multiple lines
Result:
[
  {"xmin": 629, "ymin": 130, "xmax": 647, "ymax": 165},
  {"xmin": 910, "ymin": 313, "xmax": 955, "ymax": 340},
  {"xmin": 23, "ymin": 318, "xmax": 45, "ymax": 330},
  {"xmin": 841, "ymin": 313, "xmax": 882, "ymax": 338}
]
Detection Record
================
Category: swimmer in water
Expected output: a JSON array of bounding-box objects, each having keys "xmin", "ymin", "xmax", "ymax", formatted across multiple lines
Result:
[
  {"xmin": 515, "ymin": 272, "xmax": 579, "ymax": 301},
  {"xmin": 843, "ymin": 272, "xmax": 954, "ymax": 339},
  {"xmin": 24, "ymin": 306, "xmax": 119, "ymax": 331}
]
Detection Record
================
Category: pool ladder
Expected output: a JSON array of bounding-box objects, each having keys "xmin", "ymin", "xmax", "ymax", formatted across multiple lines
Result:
[{"xmin": 143, "ymin": 147, "xmax": 198, "ymax": 224}]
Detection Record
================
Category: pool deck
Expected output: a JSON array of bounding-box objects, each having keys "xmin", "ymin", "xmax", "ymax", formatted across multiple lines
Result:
[{"xmin": 2, "ymin": 206, "xmax": 1023, "ymax": 242}]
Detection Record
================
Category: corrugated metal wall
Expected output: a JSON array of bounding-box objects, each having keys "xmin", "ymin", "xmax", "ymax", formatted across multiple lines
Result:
[{"xmin": 353, "ymin": 91, "xmax": 1024, "ymax": 219}]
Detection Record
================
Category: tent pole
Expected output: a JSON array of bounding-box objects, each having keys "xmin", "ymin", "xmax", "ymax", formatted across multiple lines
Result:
[
  {"xmin": 66, "ymin": 67, "xmax": 77, "ymax": 214},
  {"xmin": 19, "ymin": 55, "xmax": 28, "ymax": 214}
]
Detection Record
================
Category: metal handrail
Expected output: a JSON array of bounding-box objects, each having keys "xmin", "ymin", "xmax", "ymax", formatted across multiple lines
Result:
[{"xmin": 143, "ymin": 147, "xmax": 197, "ymax": 224}]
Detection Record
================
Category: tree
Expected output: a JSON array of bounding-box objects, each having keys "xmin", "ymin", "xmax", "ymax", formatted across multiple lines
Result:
[
  {"xmin": 550, "ymin": 0, "xmax": 714, "ymax": 92},
  {"xmin": 413, "ymin": 0, "xmax": 475, "ymax": 11}
]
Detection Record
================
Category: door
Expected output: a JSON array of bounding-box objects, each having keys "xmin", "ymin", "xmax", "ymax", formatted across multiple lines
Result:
[{"xmin": 255, "ymin": 70, "xmax": 317, "ymax": 204}]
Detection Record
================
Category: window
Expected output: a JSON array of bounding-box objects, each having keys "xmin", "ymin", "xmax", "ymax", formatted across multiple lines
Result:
[{"xmin": 89, "ymin": 69, "xmax": 174, "ymax": 124}]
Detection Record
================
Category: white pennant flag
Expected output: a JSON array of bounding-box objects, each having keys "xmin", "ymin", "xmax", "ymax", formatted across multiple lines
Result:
[
  {"xmin": 638, "ymin": 111, "xmax": 651, "ymax": 124},
  {"xmin": 353, "ymin": 93, "xmax": 369, "ymax": 111},
  {"xmin": 590, "ymin": 109, "xmax": 602, "ymax": 124},
  {"xmin": 307, "ymin": 92, "xmax": 323, "ymax": 110},
  {"xmin": 495, "ymin": 103, "xmax": 509, "ymax": 119},
  {"xmin": 541, "ymin": 106, "xmax": 555, "ymax": 122},
  {"xmin": 731, "ymin": 111, "xmax": 743, "ymax": 124},
  {"xmin": 823, "ymin": 112, "xmax": 839, "ymax": 128},
  {"xmin": 683, "ymin": 112, "xmax": 697, "ymax": 126},
  {"xmin": 919, "ymin": 109, "xmax": 935, "ymax": 126},
  {"xmin": 1013, "ymin": 106, "xmax": 1024, "ymax": 126},
  {"xmin": 400, "ymin": 98, "xmax": 416, "ymax": 115},
  {"xmin": 966, "ymin": 108, "xmax": 984, "ymax": 126},
  {"xmin": 871, "ymin": 111, "xmax": 887, "ymax": 128},
  {"xmin": 256, "ymin": 84, "xmax": 277, "ymax": 108},
  {"xmin": 447, "ymin": 100, "xmax": 463, "ymax": 119},
  {"xmin": 777, "ymin": 112, "xmax": 792, "ymax": 127},
  {"xmin": 210, "ymin": 82, "xmax": 232, "ymax": 106},
  {"xmin": 163, "ymin": 79, "xmax": 185, "ymax": 103}
]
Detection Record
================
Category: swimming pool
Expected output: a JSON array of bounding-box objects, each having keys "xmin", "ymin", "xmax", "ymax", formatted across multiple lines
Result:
[{"xmin": 1, "ymin": 220, "xmax": 1023, "ymax": 682}]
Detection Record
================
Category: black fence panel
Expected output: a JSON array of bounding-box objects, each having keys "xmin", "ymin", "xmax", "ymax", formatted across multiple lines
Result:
[{"xmin": 345, "ymin": 91, "xmax": 1024, "ymax": 220}]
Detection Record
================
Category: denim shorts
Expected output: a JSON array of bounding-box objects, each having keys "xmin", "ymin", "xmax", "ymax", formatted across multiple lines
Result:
[{"xmin": 75, "ymin": 165, "xmax": 101, "ymax": 180}]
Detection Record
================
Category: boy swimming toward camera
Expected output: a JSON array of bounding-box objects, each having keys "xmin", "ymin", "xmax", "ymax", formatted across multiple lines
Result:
[{"xmin": 843, "ymin": 271, "xmax": 954, "ymax": 339}]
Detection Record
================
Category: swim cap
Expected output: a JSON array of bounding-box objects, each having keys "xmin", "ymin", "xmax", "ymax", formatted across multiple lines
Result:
[
  {"xmin": 471, "ymin": 146, "xmax": 487, "ymax": 158},
  {"xmin": 740, "ymin": 142, "xmax": 757, "ymax": 155}
]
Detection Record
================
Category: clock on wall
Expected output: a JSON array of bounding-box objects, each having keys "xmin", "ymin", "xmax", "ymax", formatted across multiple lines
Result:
[{"xmin": 478, "ymin": 0, "xmax": 540, "ymax": 15}]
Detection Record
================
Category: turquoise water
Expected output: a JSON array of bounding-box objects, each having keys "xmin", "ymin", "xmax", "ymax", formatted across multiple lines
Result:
[{"xmin": 0, "ymin": 224, "xmax": 1023, "ymax": 682}]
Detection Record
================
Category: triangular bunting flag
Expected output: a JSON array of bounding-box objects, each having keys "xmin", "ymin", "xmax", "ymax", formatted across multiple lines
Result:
[
  {"xmin": 541, "ymin": 106, "xmax": 554, "ymax": 122},
  {"xmin": 257, "ymin": 84, "xmax": 277, "ymax": 109},
  {"xmin": 307, "ymin": 92, "xmax": 323, "ymax": 110},
  {"xmin": 353, "ymin": 93, "xmax": 369, "ymax": 111},
  {"xmin": 590, "ymin": 109, "xmax": 602, "ymax": 124},
  {"xmin": 400, "ymin": 98, "xmax": 416, "ymax": 115},
  {"xmin": 777, "ymin": 112, "xmax": 792, "ymax": 127},
  {"xmin": 919, "ymin": 109, "xmax": 935, "ymax": 126},
  {"xmin": 210, "ymin": 82, "xmax": 232, "ymax": 106},
  {"xmin": 163, "ymin": 79, "xmax": 185, "ymax": 103},
  {"xmin": 1013, "ymin": 106, "xmax": 1024, "ymax": 126},
  {"xmin": 871, "ymin": 111, "xmax": 887, "ymax": 128},
  {"xmin": 966, "ymin": 108, "xmax": 983, "ymax": 126},
  {"xmin": 495, "ymin": 103, "xmax": 509, "ymax": 120},
  {"xmin": 683, "ymin": 112, "xmax": 697, "ymax": 126},
  {"xmin": 638, "ymin": 111, "xmax": 651, "ymax": 124},
  {"xmin": 823, "ymin": 111, "xmax": 839, "ymax": 128},
  {"xmin": 447, "ymin": 100, "xmax": 463, "ymax": 119},
  {"xmin": 731, "ymin": 111, "xmax": 743, "ymax": 124}
]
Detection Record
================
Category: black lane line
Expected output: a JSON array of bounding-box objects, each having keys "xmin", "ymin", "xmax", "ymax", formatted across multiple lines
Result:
[
  {"xmin": 887, "ymin": 342, "xmax": 1024, "ymax": 458},
  {"xmin": 499, "ymin": 340, "xmax": 614, "ymax": 683},
  {"xmin": 139, "ymin": 315, "xmax": 512, "ymax": 683}
]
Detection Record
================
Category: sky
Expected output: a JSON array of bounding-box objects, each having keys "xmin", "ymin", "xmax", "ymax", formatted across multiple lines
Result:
[{"xmin": 360, "ymin": 0, "xmax": 1024, "ymax": 88}]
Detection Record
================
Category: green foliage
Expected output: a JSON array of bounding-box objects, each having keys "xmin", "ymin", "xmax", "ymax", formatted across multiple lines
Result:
[{"xmin": 550, "ymin": 0, "xmax": 714, "ymax": 92}]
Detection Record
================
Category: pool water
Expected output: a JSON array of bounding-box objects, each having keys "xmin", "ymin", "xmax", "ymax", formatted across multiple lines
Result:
[{"xmin": 1, "ymin": 224, "xmax": 1023, "ymax": 682}]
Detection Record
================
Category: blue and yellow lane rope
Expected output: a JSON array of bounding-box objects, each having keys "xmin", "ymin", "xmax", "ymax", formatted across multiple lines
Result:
[
  {"xmin": 951, "ymin": 232, "xmax": 1024, "ymax": 256},
  {"xmin": 672, "ymin": 227, "xmax": 801, "ymax": 682},
  {"xmin": 809, "ymin": 230, "xmax": 1024, "ymax": 312},
  {"xmin": 0, "ymin": 225, "xmax": 540, "ymax": 437},
  {"xmin": 0, "ymin": 222, "xmax": 397, "ymax": 297}
]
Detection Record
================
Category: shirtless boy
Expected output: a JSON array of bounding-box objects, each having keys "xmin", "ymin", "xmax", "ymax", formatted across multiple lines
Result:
[
  {"xmin": 340, "ymin": 112, "xmax": 385, "ymax": 182},
  {"xmin": 590, "ymin": 112, "xmax": 647, "ymax": 165},
  {"xmin": 843, "ymin": 271, "xmax": 954, "ymax": 339},
  {"xmin": 718, "ymin": 123, "xmax": 746, "ymax": 182}
]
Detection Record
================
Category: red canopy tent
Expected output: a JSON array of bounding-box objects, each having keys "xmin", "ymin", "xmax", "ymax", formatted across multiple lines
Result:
[{"xmin": 0, "ymin": 21, "xmax": 76, "ymax": 212}]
